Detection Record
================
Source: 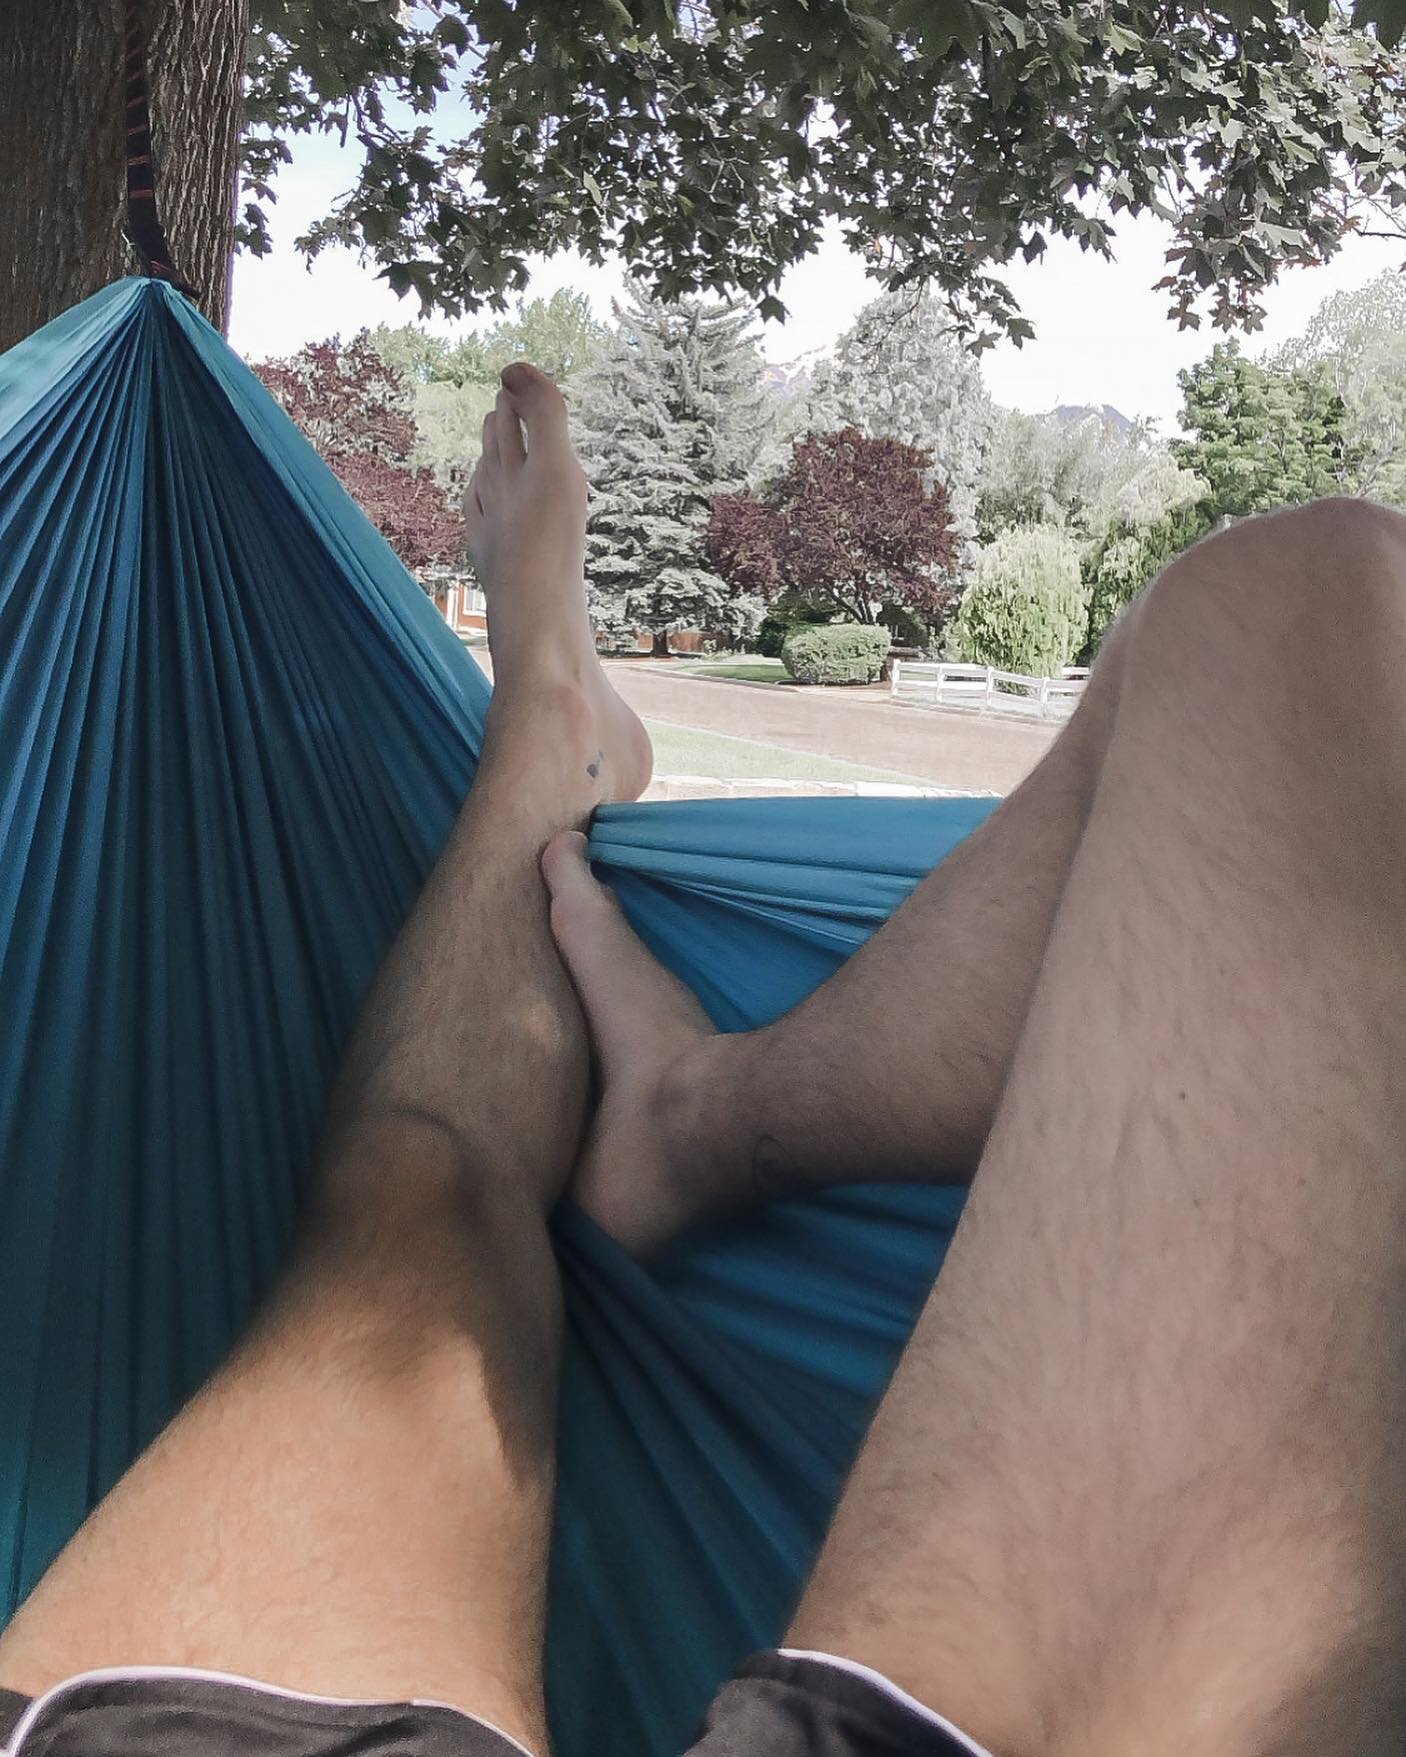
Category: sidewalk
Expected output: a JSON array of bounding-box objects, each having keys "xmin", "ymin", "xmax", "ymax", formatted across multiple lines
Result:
[{"xmin": 643, "ymin": 775, "xmax": 995, "ymax": 802}]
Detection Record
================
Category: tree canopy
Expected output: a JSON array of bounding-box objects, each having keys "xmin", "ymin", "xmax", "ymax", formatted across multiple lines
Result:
[
  {"xmin": 807, "ymin": 292, "xmax": 993, "ymax": 552},
  {"xmin": 978, "ymin": 408, "xmax": 1173, "ymax": 541},
  {"xmin": 1172, "ymin": 341, "xmax": 1359, "ymax": 522},
  {"xmin": 367, "ymin": 289, "xmax": 605, "ymax": 387},
  {"xmin": 574, "ymin": 287, "xmax": 771, "ymax": 650},
  {"xmin": 254, "ymin": 332, "xmax": 464, "ymax": 575},
  {"xmin": 1271, "ymin": 269, "xmax": 1406, "ymax": 507},
  {"xmin": 240, "ymin": 0, "xmax": 1406, "ymax": 346},
  {"xmin": 367, "ymin": 290, "xmax": 606, "ymax": 478},
  {"xmin": 708, "ymin": 427, "xmax": 959, "ymax": 626}
]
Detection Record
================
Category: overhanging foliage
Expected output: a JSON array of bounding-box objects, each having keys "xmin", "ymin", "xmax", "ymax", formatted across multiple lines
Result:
[{"xmin": 244, "ymin": 0, "xmax": 1406, "ymax": 345}]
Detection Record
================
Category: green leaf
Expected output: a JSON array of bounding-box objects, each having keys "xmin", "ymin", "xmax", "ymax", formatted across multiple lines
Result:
[{"xmin": 853, "ymin": 13, "xmax": 892, "ymax": 48}]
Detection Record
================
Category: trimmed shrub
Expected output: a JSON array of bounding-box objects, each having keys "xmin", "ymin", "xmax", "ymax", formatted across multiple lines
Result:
[
  {"xmin": 953, "ymin": 525, "xmax": 1089, "ymax": 677},
  {"xmin": 754, "ymin": 599, "xmax": 833, "ymax": 658},
  {"xmin": 781, "ymin": 622, "xmax": 891, "ymax": 685}
]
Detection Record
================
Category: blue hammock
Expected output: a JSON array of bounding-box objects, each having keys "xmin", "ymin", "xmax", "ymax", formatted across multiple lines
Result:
[{"xmin": 0, "ymin": 280, "xmax": 996, "ymax": 1757}]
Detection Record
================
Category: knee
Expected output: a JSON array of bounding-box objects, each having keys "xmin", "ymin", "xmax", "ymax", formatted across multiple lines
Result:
[
  {"xmin": 308, "ymin": 1109, "xmax": 477, "ymax": 1247},
  {"xmin": 285, "ymin": 1113, "xmax": 558, "ymax": 1377},
  {"xmin": 1131, "ymin": 498, "xmax": 1406, "ymax": 692},
  {"xmin": 295, "ymin": 1110, "xmax": 531, "ymax": 1339}
]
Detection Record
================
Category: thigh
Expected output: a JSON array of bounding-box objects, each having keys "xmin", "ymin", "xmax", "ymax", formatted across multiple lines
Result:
[
  {"xmin": 787, "ymin": 503, "xmax": 1406, "ymax": 1756},
  {"xmin": 0, "ymin": 1146, "xmax": 561, "ymax": 1756}
]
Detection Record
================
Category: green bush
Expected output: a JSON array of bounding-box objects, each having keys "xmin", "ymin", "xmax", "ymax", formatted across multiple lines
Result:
[
  {"xmin": 754, "ymin": 599, "xmax": 833, "ymax": 658},
  {"xmin": 953, "ymin": 525, "xmax": 1089, "ymax": 676},
  {"xmin": 1078, "ymin": 503, "xmax": 1209, "ymax": 662},
  {"xmin": 781, "ymin": 622, "xmax": 891, "ymax": 685},
  {"xmin": 878, "ymin": 601, "xmax": 935, "ymax": 652}
]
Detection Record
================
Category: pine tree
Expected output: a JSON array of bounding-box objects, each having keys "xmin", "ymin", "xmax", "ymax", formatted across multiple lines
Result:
[
  {"xmin": 807, "ymin": 292, "xmax": 994, "ymax": 557},
  {"xmin": 574, "ymin": 288, "xmax": 772, "ymax": 654}
]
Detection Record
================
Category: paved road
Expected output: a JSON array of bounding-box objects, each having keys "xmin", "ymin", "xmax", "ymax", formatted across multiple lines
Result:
[
  {"xmin": 465, "ymin": 649, "xmax": 1058, "ymax": 794},
  {"xmin": 604, "ymin": 663, "xmax": 1057, "ymax": 794}
]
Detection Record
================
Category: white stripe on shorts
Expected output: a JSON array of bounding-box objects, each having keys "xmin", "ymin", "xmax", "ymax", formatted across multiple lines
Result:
[{"xmin": 778, "ymin": 1649, "xmax": 995, "ymax": 1757}]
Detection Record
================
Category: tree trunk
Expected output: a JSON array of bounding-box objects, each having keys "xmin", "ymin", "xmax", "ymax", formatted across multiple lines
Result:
[
  {"xmin": 0, "ymin": 0, "xmax": 248, "ymax": 353},
  {"xmin": 651, "ymin": 628, "xmax": 671, "ymax": 658}
]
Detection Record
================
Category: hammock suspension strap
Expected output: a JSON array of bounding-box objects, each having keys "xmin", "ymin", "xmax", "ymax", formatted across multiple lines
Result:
[{"xmin": 121, "ymin": 0, "xmax": 197, "ymax": 298}]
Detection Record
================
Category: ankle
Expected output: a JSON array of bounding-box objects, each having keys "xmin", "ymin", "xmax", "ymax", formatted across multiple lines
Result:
[
  {"xmin": 478, "ymin": 679, "xmax": 605, "ymax": 812},
  {"xmin": 660, "ymin": 1030, "xmax": 797, "ymax": 1220},
  {"xmin": 483, "ymin": 673, "xmax": 594, "ymax": 761}
]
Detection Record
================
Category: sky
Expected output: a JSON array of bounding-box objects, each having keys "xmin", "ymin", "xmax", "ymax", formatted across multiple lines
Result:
[{"xmin": 228, "ymin": 127, "xmax": 1404, "ymax": 432}]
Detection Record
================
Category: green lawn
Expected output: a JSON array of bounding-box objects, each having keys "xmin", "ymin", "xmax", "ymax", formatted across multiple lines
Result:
[
  {"xmin": 644, "ymin": 720, "xmax": 928, "ymax": 786},
  {"xmin": 676, "ymin": 658, "xmax": 792, "ymax": 684}
]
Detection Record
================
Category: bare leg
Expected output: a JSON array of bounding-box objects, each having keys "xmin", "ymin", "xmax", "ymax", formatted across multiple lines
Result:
[
  {"xmin": 557, "ymin": 499, "xmax": 1406, "ymax": 1752},
  {"xmin": 0, "ymin": 366, "xmax": 649, "ymax": 1756},
  {"xmin": 543, "ymin": 601, "xmax": 1141, "ymax": 1252},
  {"xmin": 783, "ymin": 499, "xmax": 1406, "ymax": 1754}
]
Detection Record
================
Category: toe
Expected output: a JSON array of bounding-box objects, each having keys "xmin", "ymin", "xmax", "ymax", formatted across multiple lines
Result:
[
  {"xmin": 541, "ymin": 832, "xmax": 709, "ymax": 1074},
  {"xmin": 465, "ymin": 494, "xmax": 488, "ymax": 565},
  {"xmin": 494, "ymin": 387, "xmax": 526, "ymax": 467},
  {"xmin": 501, "ymin": 362, "xmax": 570, "ymax": 449},
  {"xmin": 542, "ymin": 832, "xmax": 611, "ymax": 955}
]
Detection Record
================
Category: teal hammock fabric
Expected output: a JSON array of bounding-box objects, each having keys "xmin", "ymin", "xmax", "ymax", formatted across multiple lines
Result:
[{"xmin": 0, "ymin": 280, "xmax": 996, "ymax": 1756}]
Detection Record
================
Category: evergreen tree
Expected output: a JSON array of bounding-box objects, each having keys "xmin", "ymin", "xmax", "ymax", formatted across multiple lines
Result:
[
  {"xmin": 1172, "ymin": 342, "xmax": 1359, "ymax": 524},
  {"xmin": 575, "ymin": 289, "xmax": 772, "ymax": 655},
  {"xmin": 807, "ymin": 292, "xmax": 993, "ymax": 556}
]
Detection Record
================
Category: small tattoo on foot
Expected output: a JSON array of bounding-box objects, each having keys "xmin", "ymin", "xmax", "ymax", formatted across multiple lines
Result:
[{"xmin": 586, "ymin": 749, "xmax": 605, "ymax": 779}]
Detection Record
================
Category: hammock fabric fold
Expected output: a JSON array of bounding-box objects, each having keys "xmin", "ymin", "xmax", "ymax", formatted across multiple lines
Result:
[{"xmin": 0, "ymin": 280, "xmax": 993, "ymax": 1757}]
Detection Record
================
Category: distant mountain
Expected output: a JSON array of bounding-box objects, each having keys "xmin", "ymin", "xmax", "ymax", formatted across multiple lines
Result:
[
  {"xmin": 1053, "ymin": 402, "xmax": 1134, "ymax": 432},
  {"xmin": 764, "ymin": 345, "xmax": 830, "ymax": 399}
]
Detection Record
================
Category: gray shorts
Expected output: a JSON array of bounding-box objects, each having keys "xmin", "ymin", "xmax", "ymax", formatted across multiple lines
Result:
[{"xmin": 0, "ymin": 1651, "xmax": 985, "ymax": 1757}]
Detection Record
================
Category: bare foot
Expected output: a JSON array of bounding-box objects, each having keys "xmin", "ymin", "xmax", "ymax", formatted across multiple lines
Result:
[
  {"xmin": 542, "ymin": 830, "xmax": 761, "ymax": 1254},
  {"xmin": 464, "ymin": 363, "xmax": 652, "ymax": 804}
]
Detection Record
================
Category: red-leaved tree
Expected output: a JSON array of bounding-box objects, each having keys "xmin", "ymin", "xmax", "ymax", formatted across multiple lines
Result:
[
  {"xmin": 255, "ymin": 335, "xmax": 464, "ymax": 579},
  {"xmin": 707, "ymin": 428, "xmax": 958, "ymax": 626}
]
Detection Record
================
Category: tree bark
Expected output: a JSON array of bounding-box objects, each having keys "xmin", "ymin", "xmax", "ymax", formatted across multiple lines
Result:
[
  {"xmin": 0, "ymin": 0, "xmax": 248, "ymax": 353},
  {"xmin": 651, "ymin": 628, "xmax": 671, "ymax": 658}
]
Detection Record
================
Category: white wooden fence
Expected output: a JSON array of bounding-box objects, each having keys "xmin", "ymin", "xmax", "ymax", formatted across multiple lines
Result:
[{"xmin": 890, "ymin": 661, "xmax": 1089, "ymax": 722}]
